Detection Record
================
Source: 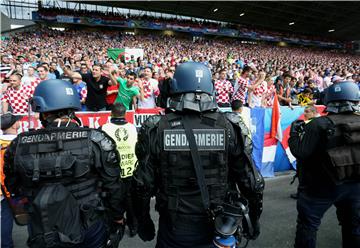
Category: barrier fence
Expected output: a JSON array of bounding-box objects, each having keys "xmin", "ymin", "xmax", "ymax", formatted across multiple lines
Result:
[{"xmin": 13, "ymin": 106, "xmax": 326, "ymax": 177}]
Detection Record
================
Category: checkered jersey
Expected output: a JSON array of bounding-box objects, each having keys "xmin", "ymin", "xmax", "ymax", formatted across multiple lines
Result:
[
  {"xmin": 231, "ymin": 76, "xmax": 248, "ymax": 104},
  {"xmin": 214, "ymin": 80, "xmax": 234, "ymax": 104},
  {"xmin": 28, "ymin": 78, "xmax": 41, "ymax": 96},
  {"xmin": 1, "ymin": 85, "xmax": 33, "ymax": 114},
  {"xmin": 143, "ymin": 80, "xmax": 160, "ymax": 99},
  {"xmin": 253, "ymin": 81, "xmax": 267, "ymax": 98},
  {"xmin": 264, "ymin": 85, "xmax": 276, "ymax": 107}
]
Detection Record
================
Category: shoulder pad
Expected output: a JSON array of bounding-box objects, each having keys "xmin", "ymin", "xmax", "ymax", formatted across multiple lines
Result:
[
  {"xmin": 225, "ymin": 112, "xmax": 241, "ymax": 125},
  {"xmin": 143, "ymin": 115, "xmax": 161, "ymax": 128},
  {"xmin": 90, "ymin": 129, "xmax": 116, "ymax": 152}
]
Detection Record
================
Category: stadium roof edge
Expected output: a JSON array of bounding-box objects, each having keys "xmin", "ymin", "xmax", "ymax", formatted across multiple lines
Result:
[{"xmin": 78, "ymin": 1, "xmax": 360, "ymax": 41}]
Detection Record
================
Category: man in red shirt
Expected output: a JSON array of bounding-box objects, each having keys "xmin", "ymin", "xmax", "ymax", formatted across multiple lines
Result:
[{"xmin": 106, "ymin": 71, "xmax": 120, "ymax": 110}]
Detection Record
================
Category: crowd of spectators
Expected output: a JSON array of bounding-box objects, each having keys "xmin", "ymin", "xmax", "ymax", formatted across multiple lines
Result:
[{"xmin": 1, "ymin": 27, "xmax": 359, "ymax": 114}]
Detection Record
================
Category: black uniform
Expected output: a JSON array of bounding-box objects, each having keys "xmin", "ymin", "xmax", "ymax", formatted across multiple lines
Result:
[
  {"xmin": 133, "ymin": 110, "xmax": 264, "ymax": 247},
  {"xmin": 4, "ymin": 122, "xmax": 125, "ymax": 248},
  {"xmin": 289, "ymin": 112, "xmax": 360, "ymax": 248}
]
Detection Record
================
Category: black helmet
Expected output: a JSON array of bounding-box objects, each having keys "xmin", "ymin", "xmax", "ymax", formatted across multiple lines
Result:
[
  {"xmin": 167, "ymin": 62, "xmax": 217, "ymax": 112},
  {"xmin": 324, "ymin": 81, "xmax": 360, "ymax": 105},
  {"xmin": 30, "ymin": 79, "xmax": 81, "ymax": 113},
  {"xmin": 171, "ymin": 62, "xmax": 213, "ymax": 95}
]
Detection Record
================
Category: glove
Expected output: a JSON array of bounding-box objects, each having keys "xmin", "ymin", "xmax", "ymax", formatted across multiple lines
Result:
[
  {"xmin": 137, "ymin": 217, "xmax": 156, "ymax": 241},
  {"xmin": 106, "ymin": 221, "xmax": 125, "ymax": 248},
  {"xmin": 290, "ymin": 120, "xmax": 305, "ymax": 136}
]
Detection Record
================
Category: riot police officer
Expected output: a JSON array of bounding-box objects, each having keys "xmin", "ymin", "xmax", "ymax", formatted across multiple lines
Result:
[
  {"xmin": 133, "ymin": 62, "xmax": 264, "ymax": 247},
  {"xmin": 289, "ymin": 81, "xmax": 360, "ymax": 248},
  {"xmin": 4, "ymin": 79, "xmax": 125, "ymax": 248}
]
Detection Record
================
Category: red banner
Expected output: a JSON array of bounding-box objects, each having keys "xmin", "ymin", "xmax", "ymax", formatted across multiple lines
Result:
[{"xmin": 17, "ymin": 108, "xmax": 164, "ymax": 133}]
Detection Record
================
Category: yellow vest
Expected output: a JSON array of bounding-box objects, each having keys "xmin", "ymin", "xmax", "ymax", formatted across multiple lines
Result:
[{"xmin": 102, "ymin": 123, "xmax": 138, "ymax": 178}]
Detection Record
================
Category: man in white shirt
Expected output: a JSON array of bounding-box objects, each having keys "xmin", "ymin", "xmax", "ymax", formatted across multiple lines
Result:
[
  {"xmin": 21, "ymin": 66, "xmax": 39, "ymax": 86},
  {"xmin": 137, "ymin": 67, "xmax": 159, "ymax": 108}
]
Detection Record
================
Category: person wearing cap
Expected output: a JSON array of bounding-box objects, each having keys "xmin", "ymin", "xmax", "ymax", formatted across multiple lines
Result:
[
  {"xmin": 1, "ymin": 113, "xmax": 22, "ymax": 248},
  {"xmin": 289, "ymin": 81, "xmax": 360, "ymax": 248}
]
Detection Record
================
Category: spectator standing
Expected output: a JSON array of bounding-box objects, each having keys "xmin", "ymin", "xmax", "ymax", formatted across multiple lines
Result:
[
  {"xmin": 232, "ymin": 65, "xmax": 263, "ymax": 106},
  {"xmin": 78, "ymin": 63, "xmax": 90, "ymax": 75},
  {"xmin": 262, "ymin": 76, "xmax": 276, "ymax": 108},
  {"xmin": 276, "ymin": 73, "xmax": 292, "ymax": 107},
  {"xmin": 157, "ymin": 69, "xmax": 174, "ymax": 108},
  {"xmin": 307, "ymin": 80, "xmax": 321, "ymax": 101},
  {"xmin": 110, "ymin": 72, "xmax": 141, "ymax": 110},
  {"xmin": 37, "ymin": 65, "xmax": 50, "ymax": 81},
  {"xmin": 50, "ymin": 62, "xmax": 60, "ymax": 79},
  {"xmin": 71, "ymin": 72, "xmax": 87, "ymax": 111},
  {"xmin": 0, "ymin": 56, "xmax": 13, "ymax": 83},
  {"xmin": 214, "ymin": 69, "xmax": 234, "ymax": 107},
  {"xmin": 298, "ymin": 88, "xmax": 315, "ymax": 106},
  {"xmin": 21, "ymin": 66, "xmax": 40, "ymax": 86},
  {"xmin": 106, "ymin": 70, "xmax": 120, "ymax": 110},
  {"xmin": 40, "ymin": 63, "xmax": 56, "ymax": 79},
  {"xmin": 106, "ymin": 83, "xmax": 120, "ymax": 110},
  {"xmin": 1, "ymin": 74, "xmax": 33, "ymax": 114},
  {"xmin": 137, "ymin": 67, "xmax": 159, "ymax": 108},
  {"xmin": 248, "ymin": 71, "xmax": 267, "ymax": 108},
  {"xmin": 61, "ymin": 61, "xmax": 117, "ymax": 111}
]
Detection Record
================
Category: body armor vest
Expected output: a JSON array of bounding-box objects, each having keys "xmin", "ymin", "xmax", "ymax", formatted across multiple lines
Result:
[
  {"xmin": 325, "ymin": 113, "xmax": 360, "ymax": 183},
  {"xmin": 157, "ymin": 112, "xmax": 230, "ymax": 216},
  {"xmin": 102, "ymin": 122, "xmax": 137, "ymax": 178},
  {"xmin": 14, "ymin": 127, "xmax": 100, "ymax": 247}
]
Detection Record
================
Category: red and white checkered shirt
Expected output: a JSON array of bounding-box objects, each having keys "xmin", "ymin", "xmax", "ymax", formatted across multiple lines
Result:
[
  {"xmin": 231, "ymin": 76, "xmax": 248, "ymax": 104},
  {"xmin": 1, "ymin": 85, "xmax": 34, "ymax": 114},
  {"xmin": 253, "ymin": 81, "xmax": 267, "ymax": 98},
  {"xmin": 214, "ymin": 80, "xmax": 234, "ymax": 104},
  {"xmin": 249, "ymin": 81, "xmax": 267, "ymax": 108},
  {"xmin": 264, "ymin": 84, "xmax": 276, "ymax": 107},
  {"xmin": 28, "ymin": 78, "xmax": 41, "ymax": 96},
  {"xmin": 142, "ymin": 79, "xmax": 160, "ymax": 99}
]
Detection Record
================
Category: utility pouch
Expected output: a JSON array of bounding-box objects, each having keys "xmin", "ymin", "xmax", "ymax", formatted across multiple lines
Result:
[{"xmin": 28, "ymin": 183, "xmax": 83, "ymax": 248}]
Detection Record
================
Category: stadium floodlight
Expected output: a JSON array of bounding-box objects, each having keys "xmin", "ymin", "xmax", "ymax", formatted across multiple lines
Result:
[
  {"xmin": 328, "ymin": 29, "xmax": 335, "ymax": 32},
  {"xmin": 213, "ymin": 8, "xmax": 218, "ymax": 12},
  {"xmin": 289, "ymin": 22, "xmax": 295, "ymax": 25},
  {"xmin": 239, "ymin": 13, "xmax": 245, "ymax": 16}
]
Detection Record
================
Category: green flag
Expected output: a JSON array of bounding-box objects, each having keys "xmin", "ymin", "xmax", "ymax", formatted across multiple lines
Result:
[{"xmin": 107, "ymin": 48, "xmax": 126, "ymax": 61}]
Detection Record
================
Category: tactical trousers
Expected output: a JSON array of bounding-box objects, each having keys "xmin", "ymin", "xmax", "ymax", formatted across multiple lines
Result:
[
  {"xmin": 77, "ymin": 221, "xmax": 107, "ymax": 248},
  {"xmin": 295, "ymin": 183, "xmax": 360, "ymax": 248},
  {"xmin": 1, "ymin": 199, "xmax": 14, "ymax": 248},
  {"xmin": 124, "ymin": 178, "xmax": 138, "ymax": 233},
  {"xmin": 155, "ymin": 214, "xmax": 214, "ymax": 248},
  {"xmin": 27, "ymin": 220, "xmax": 106, "ymax": 248}
]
